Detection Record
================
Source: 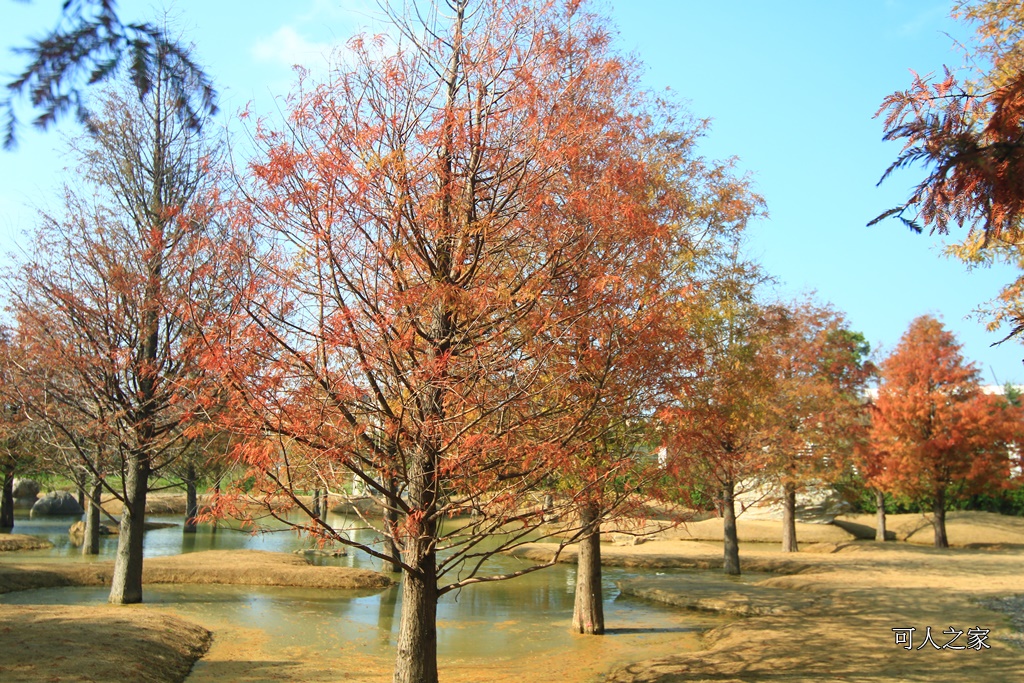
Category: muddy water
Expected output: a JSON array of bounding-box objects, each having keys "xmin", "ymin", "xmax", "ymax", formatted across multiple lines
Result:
[{"xmin": 2, "ymin": 511, "xmax": 722, "ymax": 681}]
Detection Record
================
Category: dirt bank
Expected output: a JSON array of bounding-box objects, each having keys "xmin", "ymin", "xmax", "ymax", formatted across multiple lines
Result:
[
  {"xmin": 0, "ymin": 605, "xmax": 211, "ymax": 683},
  {"xmin": 0, "ymin": 549, "xmax": 393, "ymax": 594},
  {"xmin": 0, "ymin": 535, "xmax": 54, "ymax": 552}
]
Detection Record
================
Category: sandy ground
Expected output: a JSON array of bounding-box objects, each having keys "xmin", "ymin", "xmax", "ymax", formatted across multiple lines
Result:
[
  {"xmin": 0, "ymin": 550, "xmax": 393, "ymax": 682},
  {"xmin": 515, "ymin": 510, "xmax": 1024, "ymax": 682},
  {"xmin": 3, "ymin": 511, "xmax": 1024, "ymax": 682}
]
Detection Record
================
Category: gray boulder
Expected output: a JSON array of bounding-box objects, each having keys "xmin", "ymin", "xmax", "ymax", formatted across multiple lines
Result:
[
  {"xmin": 12, "ymin": 478, "xmax": 41, "ymax": 508},
  {"xmin": 12, "ymin": 478, "xmax": 40, "ymax": 499},
  {"xmin": 30, "ymin": 491, "xmax": 85, "ymax": 517}
]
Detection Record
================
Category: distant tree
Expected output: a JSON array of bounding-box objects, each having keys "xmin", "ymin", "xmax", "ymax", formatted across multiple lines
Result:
[
  {"xmin": 868, "ymin": 315, "xmax": 1021, "ymax": 548},
  {"xmin": 766, "ymin": 300, "xmax": 874, "ymax": 552},
  {"xmin": 0, "ymin": 330, "xmax": 37, "ymax": 530},
  {"xmin": 663, "ymin": 256, "xmax": 778, "ymax": 576},
  {"xmin": 3, "ymin": 0, "xmax": 216, "ymax": 149}
]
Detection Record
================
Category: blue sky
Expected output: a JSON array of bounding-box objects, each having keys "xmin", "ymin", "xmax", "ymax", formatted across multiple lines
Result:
[{"xmin": 1, "ymin": 0, "xmax": 1021, "ymax": 383}]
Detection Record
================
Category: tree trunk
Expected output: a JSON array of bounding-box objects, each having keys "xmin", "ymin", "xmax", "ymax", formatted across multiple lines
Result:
[
  {"xmin": 211, "ymin": 480, "xmax": 220, "ymax": 533},
  {"xmin": 312, "ymin": 487, "xmax": 322, "ymax": 519},
  {"xmin": 875, "ymin": 489, "xmax": 887, "ymax": 542},
  {"xmin": 932, "ymin": 488, "xmax": 948, "ymax": 549},
  {"xmin": 109, "ymin": 454, "xmax": 150, "ymax": 604},
  {"xmin": 0, "ymin": 467, "xmax": 14, "ymax": 530},
  {"xmin": 572, "ymin": 503, "xmax": 605, "ymax": 634},
  {"xmin": 83, "ymin": 477, "xmax": 102, "ymax": 555},
  {"xmin": 385, "ymin": 476, "xmax": 402, "ymax": 573},
  {"xmin": 393, "ymin": 547, "xmax": 438, "ymax": 683},
  {"xmin": 184, "ymin": 463, "xmax": 198, "ymax": 534},
  {"xmin": 781, "ymin": 481, "xmax": 798, "ymax": 552},
  {"xmin": 722, "ymin": 479, "xmax": 741, "ymax": 575}
]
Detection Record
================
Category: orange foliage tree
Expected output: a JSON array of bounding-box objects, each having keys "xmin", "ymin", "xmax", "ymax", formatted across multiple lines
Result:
[
  {"xmin": 202, "ymin": 1, "xmax": 760, "ymax": 677},
  {"xmin": 873, "ymin": 1, "xmax": 1024, "ymax": 341},
  {"xmin": 662, "ymin": 256, "xmax": 778, "ymax": 576},
  {"xmin": 549, "ymin": 122, "xmax": 759, "ymax": 634},
  {"xmin": 867, "ymin": 315, "xmax": 1021, "ymax": 548},
  {"xmin": 5, "ymin": 57, "xmax": 226, "ymax": 602},
  {"xmin": 766, "ymin": 299, "xmax": 874, "ymax": 552}
]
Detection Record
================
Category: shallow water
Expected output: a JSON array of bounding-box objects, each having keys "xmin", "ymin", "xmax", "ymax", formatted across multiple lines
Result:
[{"xmin": 1, "ymin": 509, "xmax": 721, "ymax": 680}]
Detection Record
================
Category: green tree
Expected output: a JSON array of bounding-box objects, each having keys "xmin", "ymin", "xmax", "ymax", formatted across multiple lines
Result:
[{"xmin": 3, "ymin": 0, "xmax": 216, "ymax": 148}]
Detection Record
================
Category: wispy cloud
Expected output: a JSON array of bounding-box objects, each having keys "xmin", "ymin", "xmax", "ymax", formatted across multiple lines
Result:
[{"xmin": 251, "ymin": 26, "xmax": 335, "ymax": 69}]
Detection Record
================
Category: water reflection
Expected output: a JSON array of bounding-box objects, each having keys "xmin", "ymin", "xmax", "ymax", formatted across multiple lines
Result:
[{"xmin": 1, "ymin": 509, "xmax": 722, "ymax": 667}]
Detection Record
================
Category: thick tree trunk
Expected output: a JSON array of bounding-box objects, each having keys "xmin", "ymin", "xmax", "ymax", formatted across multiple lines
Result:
[
  {"xmin": 722, "ymin": 479, "xmax": 741, "ymax": 576},
  {"xmin": 83, "ymin": 477, "xmax": 102, "ymax": 555},
  {"xmin": 875, "ymin": 489, "xmax": 887, "ymax": 542},
  {"xmin": 572, "ymin": 503, "xmax": 605, "ymax": 635},
  {"xmin": 932, "ymin": 488, "xmax": 948, "ymax": 549},
  {"xmin": 184, "ymin": 463, "xmax": 198, "ymax": 534},
  {"xmin": 393, "ymin": 548, "xmax": 438, "ymax": 683},
  {"xmin": 781, "ymin": 482, "xmax": 798, "ymax": 552},
  {"xmin": 0, "ymin": 467, "xmax": 14, "ymax": 530},
  {"xmin": 109, "ymin": 455, "xmax": 150, "ymax": 604}
]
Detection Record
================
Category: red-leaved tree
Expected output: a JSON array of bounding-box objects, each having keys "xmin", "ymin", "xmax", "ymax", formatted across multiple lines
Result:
[
  {"xmin": 202, "ymin": 1, "xmax": 757, "ymax": 680},
  {"xmin": 868, "ymin": 315, "xmax": 1021, "ymax": 547},
  {"xmin": 765, "ymin": 299, "xmax": 874, "ymax": 552},
  {"xmin": 662, "ymin": 255, "xmax": 778, "ymax": 576},
  {"xmin": 6, "ymin": 53, "xmax": 226, "ymax": 602}
]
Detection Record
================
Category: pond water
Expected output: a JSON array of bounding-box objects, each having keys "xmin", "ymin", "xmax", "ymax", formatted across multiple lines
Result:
[{"xmin": 1, "ymin": 510, "xmax": 723, "ymax": 680}]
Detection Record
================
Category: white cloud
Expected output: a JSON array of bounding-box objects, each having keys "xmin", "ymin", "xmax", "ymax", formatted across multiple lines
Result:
[{"xmin": 251, "ymin": 26, "xmax": 335, "ymax": 69}]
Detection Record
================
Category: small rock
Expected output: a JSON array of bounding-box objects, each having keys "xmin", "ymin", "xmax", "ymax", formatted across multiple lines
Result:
[
  {"xmin": 68, "ymin": 520, "xmax": 118, "ymax": 545},
  {"xmin": 611, "ymin": 533, "xmax": 647, "ymax": 547},
  {"xmin": 294, "ymin": 547, "xmax": 348, "ymax": 557}
]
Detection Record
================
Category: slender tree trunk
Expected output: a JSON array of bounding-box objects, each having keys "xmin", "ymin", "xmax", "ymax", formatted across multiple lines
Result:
[
  {"xmin": 211, "ymin": 480, "xmax": 220, "ymax": 533},
  {"xmin": 781, "ymin": 481, "xmax": 798, "ymax": 552},
  {"xmin": 312, "ymin": 487, "xmax": 322, "ymax": 519},
  {"xmin": 315, "ymin": 489, "xmax": 327, "ymax": 520},
  {"xmin": 0, "ymin": 467, "xmax": 14, "ymax": 530},
  {"xmin": 722, "ymin": 478, "xmax": 741, "ymax": 576},
  {"xmin": 932, "ymin": 488, "xmax": 948, "ymax": 549},
  {"xmin": 572, "ymin": 503, "xmax": 605, "ymax": 634},
  {"xmin": 109, "ymin": 454, "xmax": 150, "ymax": 604},
  {"xmin": 73, "ymin": 468, "xmax": 87, "ymax": 510},
  {"xmin": 184, "ymin": 463, "xmax": 198, "ymax": 534},
  {"xmin": 385, "ymin": 476, "xmax": 402, "ymax": 573},
  {"xmin": 875, "ymin": 489, "xmax": 887, "ymax": 542},
  {"xmin": 83, "ymin": 477, "xmax": 102, "ymax": 555}
]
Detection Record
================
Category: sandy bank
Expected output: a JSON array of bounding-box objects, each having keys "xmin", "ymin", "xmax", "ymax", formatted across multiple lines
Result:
[
  {"xmin": 0, "ymin": 549, "xmax": 393, "ymax": 594},
  {"xmin": 0, "ymin": 605, "xmax": 211, "ymax": 683},
  {"xmin": 0, "ymin": 535, "xmax": 54, "ymax": 552}
]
